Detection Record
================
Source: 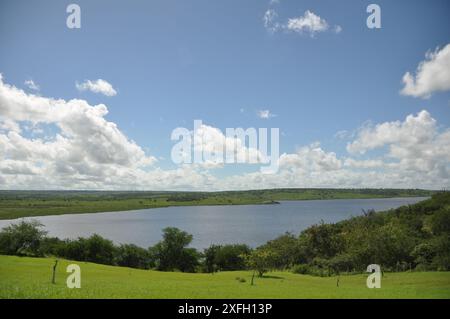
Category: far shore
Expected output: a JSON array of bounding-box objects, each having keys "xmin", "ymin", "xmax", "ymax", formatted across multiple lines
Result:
[{"xmin": 0, "ymin": 188, "xmax": 434, "ymax": 220}]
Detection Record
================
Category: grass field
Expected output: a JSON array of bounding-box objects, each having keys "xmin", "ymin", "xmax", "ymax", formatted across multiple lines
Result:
[
  {"xmin": 1, "ymin": 255, "xmax": 449, "ymax": 299},
  {"xmin": 0, "ymin": 189, "xmax": 433, "ymax": 220}
]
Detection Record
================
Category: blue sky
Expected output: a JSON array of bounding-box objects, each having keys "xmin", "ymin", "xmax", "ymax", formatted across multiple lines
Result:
[{"xmin": 0, "ymin": 0, "xmax": 449, "ymax": 190}]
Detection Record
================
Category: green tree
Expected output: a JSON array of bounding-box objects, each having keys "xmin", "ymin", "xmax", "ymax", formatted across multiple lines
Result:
[
  {"xmin": 259, "ymin": 232, "xmax": 302, "ymax": 269},
  {"xmin": 85, "ymin": 234, "xmax": 116, "ymax": 265},
  {"xmin": 153, "ymin": 227, "xmax": 199, "ymax": 272},
  {"xmin": 0, "ymin": 220, "xmax": 47, "ymax": 256},
  {"xmin": 302, "ymin": 222, "xmax": 345, "ymax": 259},
  {"xmin": 115, "ymin": 244, "xmax": 152, "ymax": 269},
  {"xmin": 61, "ymin": 234, "xmax": 116, "ymax": 265},
  {"xmin": 213, "ymin": 244, "xmax": 251, "ymax": 271},
  {"xmin": 203, "ymin": 244, "xmax": 221, "ymax": 273},
  {"xmin": 244, "ymin": 248, "xmax": 276, "ymax": 277}
]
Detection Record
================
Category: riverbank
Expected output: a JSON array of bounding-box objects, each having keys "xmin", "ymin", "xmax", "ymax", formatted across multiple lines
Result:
[{"xmin": 0, "ymin": 188, "xmax": 434, "ymax": 220}]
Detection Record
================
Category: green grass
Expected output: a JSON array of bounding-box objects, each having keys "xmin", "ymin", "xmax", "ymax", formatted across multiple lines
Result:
[
  {"xmin": 0, "ymin": 189, "xmax": 434, "ymax": 220},
  {"xmin": 1, "ymin": 255, "xmax": 449, "ymax": 299}
]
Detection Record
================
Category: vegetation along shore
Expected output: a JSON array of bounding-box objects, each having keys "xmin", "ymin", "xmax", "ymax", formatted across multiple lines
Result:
[
  {"xmin": 0, "ymin": 192, "xmax": 448, "ymax": 298},
  {"xmin": 0, "ymin": 188, "xmax": 434, "ymax": 220}
]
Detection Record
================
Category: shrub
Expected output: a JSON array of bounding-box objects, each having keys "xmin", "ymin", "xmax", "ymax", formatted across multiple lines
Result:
[
  {"xmin": 115, "ymin": 244, "xmax": 152, "ymax": 269},
  {"xmin": 60, "ymin": 234, "xmax": 116, "ymax": 265},
  {"xmin": 204, "ymin": 244, "xmax": 251, "ymax": 272},
  {"xmin": 291, "ymin": 264, "xmax": 310, "ymax": 275},
  {"xmin": 0, "ymin": 220, "xmax": 47, "ymax": 256}
]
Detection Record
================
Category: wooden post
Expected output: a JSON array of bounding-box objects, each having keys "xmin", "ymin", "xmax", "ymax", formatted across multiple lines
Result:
[
  {"xmin": 251, "ymin": 270, "xmax": 256, "ymax": 286},
  {"xmin": 52, "ymin": 260, "xmax": 58, "ymax": 284}
]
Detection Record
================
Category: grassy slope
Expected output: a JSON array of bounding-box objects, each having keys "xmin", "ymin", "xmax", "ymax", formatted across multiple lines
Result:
[
  {"xmin": 0, "ymin": 189, "xmax": 434, "ymax": 220},
  {"xmin": 1, "ymin": 255, "xmax": 449, "ymax": 299}
]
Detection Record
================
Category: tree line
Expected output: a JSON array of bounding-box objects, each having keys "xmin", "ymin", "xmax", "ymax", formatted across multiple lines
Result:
[{"xmin": 0, "ymin": 192, "xmax": 449, "ymax": 276}]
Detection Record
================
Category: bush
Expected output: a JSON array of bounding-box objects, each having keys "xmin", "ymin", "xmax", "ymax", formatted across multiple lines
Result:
[
  {"xmin": 59, "ymin": 234, "xmax": 116, "ymax": 265},
  {"xmin": 0, "ymin": 220, "xmax": 47, "ymax": 256},
  {"xmin": 259, "ymin": 233, "xmax": 303, "ymax": 269},
  {"xmin": 430, "ymin": 235, "xmax": 450, "ymax": 271},
  {"xmin": 203, "ymin": 244, "xmax": 251, "ymax": 272},
  {"xmin": 291, "ymin": 263, "xmax": 330, "ymax": 277},
  {"xmin": 291, "ymin": 264, "xmax": 310, "ymax": 275},
  {"xmin": 429, "ymin": 207, "xmax": 450, "ymax": 235},
  {"xmin": 203, "ymin": 244, "xmax": 221, "ymax": 273},
  {"xmin": 115, "ymin": 244, "xmax": 153, "ymax": 269},
  {"xmin": 40, "ymin": 237, "xmax": 66, "ymax": 256}
]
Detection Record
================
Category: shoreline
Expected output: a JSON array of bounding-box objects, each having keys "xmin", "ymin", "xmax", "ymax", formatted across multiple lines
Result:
[{"xmin": 0, "ymin": 194, "xmax": 431, "ymax": 221}]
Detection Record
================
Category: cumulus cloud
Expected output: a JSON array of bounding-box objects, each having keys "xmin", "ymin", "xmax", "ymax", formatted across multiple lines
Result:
[
  {"xmin": 286, "ymin": 10, "xmax": 329, "ymax": 35},
  {"xmin": 0, "ymin": 75, "xmax": 155, "ymax": 188},
  {"xmin": 219, "ymin": 110, "xmax": 450, "ymax": 190},
  {"xmin": 172, "ymin": 121, "xmax": 268, "ymax": 168},
  {"xmin": 24, "ymin": 79, "xmax": 40, "ymax": 91},
  {"xmin": 400, "ymin": 44, "xmax": 450, "ymax": 98},
  {"xmin": 0, "ymin": 74, "xmax": 449, "ymax": 190},
  {"xmin": 76, "ymin": 79, "xmax": 117, "ymax": 96},
  {"xmin": 347, "ymin": 110, "xmax": 437, "ymax": 155},
  {"xmin": 279, "ymin": 142, "xmax": 341, "ymax": 172},
  {"xmin": 263, "ymin": 9, "xmax": 341, "ymax": 37},
  {"xmin": 345, "ymin": 110, "xmax": 450, "ymax": 187}
]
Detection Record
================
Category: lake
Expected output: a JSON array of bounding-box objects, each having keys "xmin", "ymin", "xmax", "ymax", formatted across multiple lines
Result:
[{"xmin": 0, "ymin": 197, "xmax": 428, "ymax": 249}]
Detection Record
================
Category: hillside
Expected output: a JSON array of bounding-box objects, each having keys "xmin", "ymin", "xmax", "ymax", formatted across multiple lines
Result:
[{"xmin": 0, "ymin": 255, "xmax": 449, "ymax": 299}]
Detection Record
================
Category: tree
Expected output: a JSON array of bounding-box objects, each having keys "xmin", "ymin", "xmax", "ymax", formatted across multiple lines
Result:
[
  {"xmin": 115, "ymin": 244, "xmax": 152, "ymax": 269},
  {"xmin": 243, "ymin": 248, "xmax": 276, "ymax": 277},
  {"xmin": 213, "ymin": 244, "xmax": 251, "ymax": 271},
  {"xmin": 302, "ymin": 222, "xmax": 344, "ymax": 259},
  {"xmin": 153, "ymin": 227, "xmax": 199, "ymax": 272},
  {"xmin": 203, "ymin": 244, "xmax": 221, "ymax": 273},
  {"xmin": 0, "ymin": 220, "xmax": 47, "ymax": 256},
  {"xmin": 429, "ymin": 207, "xmax": 450, "ymax": 235},
  {"xmin": 61, "ymin": 234, "xmax": 116, "ymax": 265},
  {"xmin": 259, "ymin": 232, "xmax": 302, "ymax": 269},
  {"xmin": 84, "ymin": 234, "xmax": 116, "ymax": 265}
]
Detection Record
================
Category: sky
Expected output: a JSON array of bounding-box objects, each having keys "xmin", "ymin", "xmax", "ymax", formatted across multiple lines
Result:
[{"xmin": 0, "ymin": 0, "xmax": 449, "ymax": 190}]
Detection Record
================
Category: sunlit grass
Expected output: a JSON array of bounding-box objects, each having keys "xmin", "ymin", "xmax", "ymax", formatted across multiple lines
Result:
[{"xmin": 1, "ymin": 255, "xmax": 449, "ymax": 299}]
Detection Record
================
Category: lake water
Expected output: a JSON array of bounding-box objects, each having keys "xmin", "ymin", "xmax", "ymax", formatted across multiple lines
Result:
[{"xmin": 0, "ymin": 197, "xmax": 428, "ymax": 249}]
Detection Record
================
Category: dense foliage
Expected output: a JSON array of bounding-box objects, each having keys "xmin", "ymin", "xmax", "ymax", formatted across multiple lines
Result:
[{"xmin": 1, "ymin": 192, "xmax": 449, "ymax": 275}]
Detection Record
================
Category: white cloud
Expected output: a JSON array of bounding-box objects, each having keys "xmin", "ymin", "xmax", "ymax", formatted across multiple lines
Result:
[
  {"xmin": 0, "ymin": 75, "xmax": 155, "ymax": 187},
  {"xmin": 286, "ymin": 10, "xmax": 329, "ymax": 35},
  {"xmin": 263, "ymin": 9, "xmax": 280, "ymax": 33},
  {"xmin": 182, "ymin": 122, "xmax": 268, "ymax": 168},
  {"xmin": 279, "ymin": 143, "xmax": 342, "ymax": 172},
  {"xmin": 0, "ymin": 74, "xmax": 448, "ymax": 190},
  {"xmin": 24, "ymin": 79, "xmax": 40, "ymax": 91},
  {"xmin": 76, "ymin": 79, "xmax": 117, "ymax": 97},
  {"xmin": 220, "ymin": 110, "xmax": 450, "ymax": 190},
  {"xmin": 263, "ymin": 9, "xmax": 341, "ymax": 37},
  {"xmin": 257, "ymin": 109, "xmax": 276, "ymax": 119},
  {"xmin": 333, "ymin": 130, "xmax": 350, "ymax": 140},
  {"xmin": 346, "ymin": 110, "xmax": 437, "ymax": 155},
  {"xmin": 345, "ymin": 110, "xmax": 450, "ymax": 186},
  {"xmin": 401, "ymin": 44, "xmax": 450, "ymax": 98}
]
